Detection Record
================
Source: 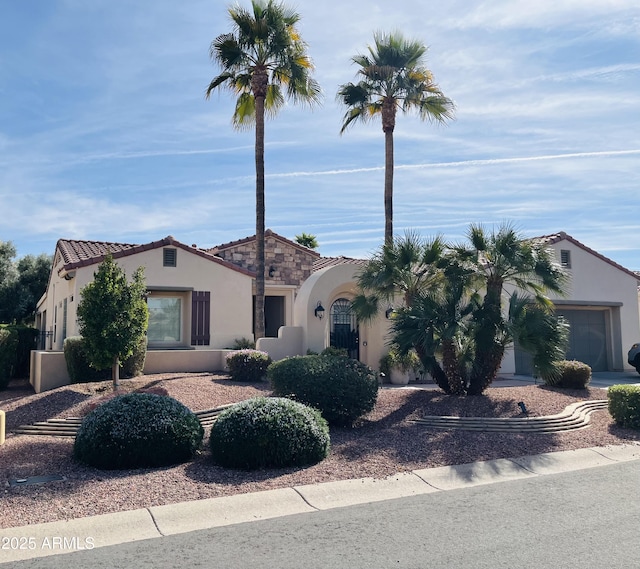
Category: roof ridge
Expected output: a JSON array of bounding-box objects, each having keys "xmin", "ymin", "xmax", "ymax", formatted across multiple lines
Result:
[
  {"xmin": 535, "ymin": 231, "xmax": 640, "ymax": 282},
  {"xmin": 209, "ymin": 228, "xmax": 321, "ymax": 257}
]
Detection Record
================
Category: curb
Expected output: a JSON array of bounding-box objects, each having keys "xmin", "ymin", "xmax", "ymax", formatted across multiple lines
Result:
[{"xmin": 1, "ymin": 444, "xmax": 639, "ymax": 563}]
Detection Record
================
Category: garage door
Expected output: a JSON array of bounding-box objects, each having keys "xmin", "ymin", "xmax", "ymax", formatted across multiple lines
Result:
[
  {"xmin": 514, "ymin": 308, "xmax": 608, "ymax": 374},
  {"xmin": 556, "ymin": 309, "xmax": 608, "ymax": 371}
]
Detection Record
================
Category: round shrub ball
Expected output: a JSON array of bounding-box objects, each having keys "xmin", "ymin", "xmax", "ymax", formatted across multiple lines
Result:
[
  {"xmin": 226, "ymin": 349, "xmax": 272, "ymax": 382},
  {"xmin": 74, "ymin": 393, "xmax": 204, "ymax": 469},
  {"xmin": 268, "ymin": 355, "xmax": 379, "ymax": 426},
  {"xmin": 209, "ymin": 397, "xmax": 330, "ymax": 470},
  {"xmin": 608, "ymin": 384, "xmax": 640, "ymax": 430}
]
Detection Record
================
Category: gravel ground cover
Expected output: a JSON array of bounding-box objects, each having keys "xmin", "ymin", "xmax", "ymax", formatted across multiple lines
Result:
[{"xmin": 1, "ymin": 372, "xmax": 639, "ymax": 529}]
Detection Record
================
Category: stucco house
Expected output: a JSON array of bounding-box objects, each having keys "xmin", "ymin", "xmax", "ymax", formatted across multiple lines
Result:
[{"xmin": 30, "ymin": 229, "xmax": 640, "ymax": 393}]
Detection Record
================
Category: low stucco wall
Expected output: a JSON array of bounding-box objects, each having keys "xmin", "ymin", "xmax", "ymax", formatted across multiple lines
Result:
[
  {"xmin": 29, "ymin": 349, "xmax": 233, "ymax": 393},
  {"xmin": 143, "ymin": 349, "xmax": 229, "ymax": 374},
  {"xmin": 30, "ymin": 351, "xmax": 71, "ymax": 394},
  {"xmin": 256, "ymin": 326, "xmax": 304, "ymax": 362}
]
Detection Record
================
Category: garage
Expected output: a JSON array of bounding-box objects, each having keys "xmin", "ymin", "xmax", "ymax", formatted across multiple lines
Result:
[
  {"xmin": 514, "ymin": 307, "xmax": 610, "ymax": 375},
  {"xmin": 555, "ymin": 309, "xmax": 608, "ymax": 371}
]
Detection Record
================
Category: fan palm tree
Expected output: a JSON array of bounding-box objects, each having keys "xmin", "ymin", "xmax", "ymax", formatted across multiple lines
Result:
[
  {"xmin": 337, "ymin": 31, "xmax": 455, "ymax": 245},
  {"xmin": 206, "ymin": 0, "xmax": 321, "ymax": 339},
  {"xmin": 465, "ymin": 223, "xmax": 568, "ymax": 394},
  {"xmin": 352, "ymin": 231, "xmax": 453, "ymax": 390},
  {"xmin": 355, "ymin": 225, "xmax": 568, "ymax": 396}
]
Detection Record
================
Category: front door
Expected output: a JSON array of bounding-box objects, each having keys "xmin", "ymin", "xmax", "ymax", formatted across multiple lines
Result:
[{"xmin": 330, "ymin": 298, "xmax": 359, "ymax": 360}]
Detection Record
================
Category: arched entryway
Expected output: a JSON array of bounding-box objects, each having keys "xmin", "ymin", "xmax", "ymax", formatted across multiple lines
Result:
[{"xmin": 330, "ymin": 298, "xmax": 359, "ymax": 360}]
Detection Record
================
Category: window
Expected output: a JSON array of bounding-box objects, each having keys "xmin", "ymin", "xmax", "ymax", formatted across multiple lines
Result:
[
  {"xmin": 163, "ymin": 248, "xmax": 177, "ymax": 267},
  {"xmin": 62, "ymin": 298, "xmax": 68, "ymax": 343},
  {"xmin": 560, "ymin": 249, "xmax": 571, "ymax": 268},
  {"xmin": 148, "ymin": 297, "xmax": 182, "ymax": 343}
]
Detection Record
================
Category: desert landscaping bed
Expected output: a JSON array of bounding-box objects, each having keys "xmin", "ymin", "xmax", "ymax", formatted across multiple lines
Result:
[{"xmin": 1, "ymin": 372, "xmax": 639, "ymax": 529}]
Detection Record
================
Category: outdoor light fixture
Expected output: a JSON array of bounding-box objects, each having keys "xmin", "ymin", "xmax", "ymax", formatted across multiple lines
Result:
[
  {"xmin": 314, "ymin": 301, "xmax": 325, "ymax": 319},
  {"xmin": 268, "ymin": 265, "xmax": 276, "ymax": 278}
]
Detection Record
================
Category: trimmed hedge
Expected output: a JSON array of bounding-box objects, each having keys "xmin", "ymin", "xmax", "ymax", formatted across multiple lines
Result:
[
  {"xmin": 608, "ymin": 385, "xmax": 640, "ymax": 430},
  {"xmin": 74, "ymin": 393, "xmax": 204, "ymax": 469},
  {"xmin": 226, "ymin": 349, "xmax": 272, "ymax": 382},
  {"xmin": 64, "ymin": 335, "xmax": 147, "ymax": 384},
  {"xmin": 209, "ymin": 397, "xmax": 330, "ymax": 470},
  {"xmin": 268, "ymin": 355, "xmax": 379, "ymax": 426},
  {"xmin": 542, "ymin": 360, "xmax": 591, "ymax": 389},
  {"xmin": 0, "ymin": 325, "xmax": 38, "ymax": 388},
  {"xmin": 0, "ymin": 328, "xmax": 16, "ymax": 390}
]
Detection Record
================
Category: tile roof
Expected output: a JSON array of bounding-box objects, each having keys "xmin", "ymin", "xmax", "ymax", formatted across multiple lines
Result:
[
  {"xmin": 208, "ymin": 229, "xmax": 321, "ymax": 258},
  {"xmin": 312, "ymin": 256, "xmax": 368, "ymax": 272},
  {"xmin": 55, "ymin": 236, "xmax": 254, "ymax": 277},
  {"xmin": 535, "ymin": 231, "xmax": 640, "ymax": 282}
]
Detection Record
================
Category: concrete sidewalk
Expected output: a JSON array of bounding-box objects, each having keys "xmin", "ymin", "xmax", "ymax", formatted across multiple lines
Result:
[{"xmin": 2, "ymin": 444, "xmax": 639, "ymax": 564}]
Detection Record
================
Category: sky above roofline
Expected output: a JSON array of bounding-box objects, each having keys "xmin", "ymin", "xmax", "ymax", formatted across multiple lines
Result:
[{"xmin": 1, "ymin": 0, "xmax": 639, "ymax": 270}]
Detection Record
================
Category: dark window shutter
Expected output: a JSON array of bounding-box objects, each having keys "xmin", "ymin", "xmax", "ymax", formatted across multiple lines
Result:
[{"xmin": 191, "ymin": 291, "xmax": 210, "ymax": 346}]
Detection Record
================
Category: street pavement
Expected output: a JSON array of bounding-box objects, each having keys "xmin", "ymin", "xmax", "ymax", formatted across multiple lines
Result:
[
  {"xmin": 2, "ymin": 458, "xmax": 639, "ymax": 569},
  {"xmin": 1, "ymin": 370, "xmax": 639, "ymax": 566},
  {"xmin": 1, "ymin": 444, "xmax": 639, "ymax": 565}
]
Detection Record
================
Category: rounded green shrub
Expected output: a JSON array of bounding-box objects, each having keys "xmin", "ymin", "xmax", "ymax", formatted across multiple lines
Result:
[
  {"xmin": 226, "ymin": 349, "xmax": 272, "ymax": 382},
  {"xmin": 74, "ymin": 393, "xmax": 204, "ymax": 469},
  {"xmin": 608, "ymin": 385, "xmax": 640, "ymax": 430},
  {"xmin": 209, "ymin": 397, "xmax": 330, "ymax": 470},
  {"xmin": 268, "ymin": 355, "xmax": 379, "ymax": 426},
  {"xmin": 542, "ymin": 360, "xmax": 591, "ymax": 389}
]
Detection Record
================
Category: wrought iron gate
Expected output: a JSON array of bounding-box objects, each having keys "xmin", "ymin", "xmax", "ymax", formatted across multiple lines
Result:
[{"xmin": 329, "ymin": 298, "xmax": 359, "ymax": 360}]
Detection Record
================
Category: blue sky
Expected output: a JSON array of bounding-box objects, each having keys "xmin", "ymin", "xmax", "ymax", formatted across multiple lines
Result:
[{"xmin": 1, "ymin": 0, "xmax": 639, "ymax": 270}]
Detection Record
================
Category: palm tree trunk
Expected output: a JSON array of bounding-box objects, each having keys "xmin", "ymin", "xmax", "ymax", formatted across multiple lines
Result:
[
  {"xmin": 384, "ymin": 128, "xmax": 394, "ymax": 245},
  {"xmin": 254, "ymin": 93, "xmax": 266, "ymax": 341},
  {"xmin": 469, "ymin": 280, "xmax": 503, "ymax": 394},
  {"xmin": 382, "ymin": 98, "xmax": 396, "ymax": 246},
  {"xmin": 442, "ymin": 338, "xmax": 465, "ymax": 395},
  {"xmin": 415, "ymin": 344, "xmax": 451, "ymax": 394}
]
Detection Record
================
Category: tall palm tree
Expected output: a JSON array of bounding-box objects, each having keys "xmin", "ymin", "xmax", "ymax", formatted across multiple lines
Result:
[
  {"xmin": 206, "ymin": 0, "xmax": 321, "ymax": 339},
  {"xmin": 337, "ymin": 31, "xmax": 455, "ymax": 245}
]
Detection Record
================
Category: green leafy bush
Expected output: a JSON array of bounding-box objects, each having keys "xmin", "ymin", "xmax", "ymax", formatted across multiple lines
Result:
[
  {"xmin": 379, "ymin": 348, "xmax": 421, "ymax": 377},
  {"xmin": 64, "ymin": 336, "xmax": 146, "ymax": 384},
  {"xmin": 230, "ymin": 337, "xmax": 256, "ymax": 350},
  {"xmin": 542, "ymin": 360, "xmax": 591, "ymax": 389},
  {"xmin": 320, "ymin": 346, "xmax": 348, "ymax": 357},
  {"xmin": 209, "ymin": 397, "xmax": 330, "ymax": 470},
  {"xmin": 0, "ymin": 328, "xmax": 16, "ymax": 389},
  {"xmin": 268, "ymin": 355, "xmax": 379, "ymax": 426},
  {"xmin": 226, "ymin": 349, "xmax": 272, "ymax": 382},
  {"xmin": 74, "ymin": 393, "xmax": 203, "ymax": 469},
  {"xmin": 608, "ymin": 385, "xmax": 640, "ymax": 430},
  {"xmin": 0, "ymin": 325, "xmax": 37, "ymax": 388}
]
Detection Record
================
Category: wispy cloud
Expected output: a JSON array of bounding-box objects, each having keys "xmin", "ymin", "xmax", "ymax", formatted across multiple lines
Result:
[{"xmin": 1, "ymin": 0, "xmax": 639, "ymax": 269}]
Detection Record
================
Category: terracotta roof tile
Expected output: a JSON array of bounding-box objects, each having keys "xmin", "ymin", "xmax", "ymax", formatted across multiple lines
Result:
[
  {"xmin": 312, "ymin": 256, "xmax": 367, "ymax": 271},
  {"xmin": 55, "ymin": 236, "xmax": 254, "ymax": 277}
]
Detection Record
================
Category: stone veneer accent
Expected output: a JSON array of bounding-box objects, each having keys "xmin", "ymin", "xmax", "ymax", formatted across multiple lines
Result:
[{"xmin": 213, "ymin": 233, "xmax": 319, "ymax": 288}]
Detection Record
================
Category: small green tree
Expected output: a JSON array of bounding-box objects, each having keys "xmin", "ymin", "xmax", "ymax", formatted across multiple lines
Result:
[
  {"xmin": 294, "ymin": 232, "xmax": 319, "ymax": 249},
  {"xmin": 77, "ymin": 255, "xmax": 148, "ymax": 390}
]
